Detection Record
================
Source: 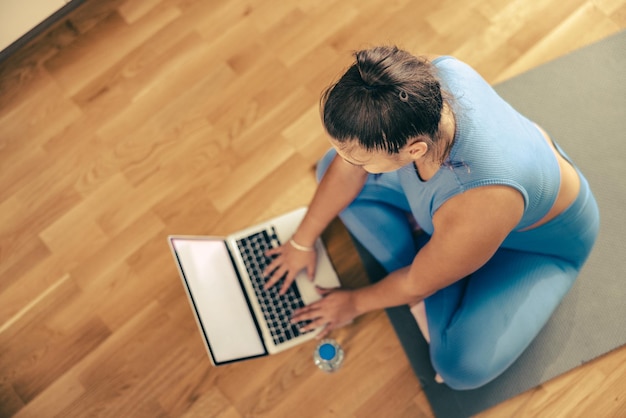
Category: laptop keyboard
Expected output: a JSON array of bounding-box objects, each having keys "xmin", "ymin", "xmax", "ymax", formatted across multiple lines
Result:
[{"xmin": 235, "ymin": 227, "xmax": 311, "ymax": 345}]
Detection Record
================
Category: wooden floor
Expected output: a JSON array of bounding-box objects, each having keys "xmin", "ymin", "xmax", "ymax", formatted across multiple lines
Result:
[{"xmin": 1, "ymin": 0, "xmax": 625, "ymax": 417}]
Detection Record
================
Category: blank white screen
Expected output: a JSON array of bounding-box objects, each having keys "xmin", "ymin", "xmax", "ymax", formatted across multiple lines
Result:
[{"xmin": 172, "ymin": 238, "xmax": 266, "ymax": 363}]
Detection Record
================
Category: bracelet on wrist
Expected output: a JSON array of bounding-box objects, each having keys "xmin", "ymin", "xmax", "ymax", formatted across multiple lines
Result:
[{"xmin": 289, "ymin": 239, "xmax": 315, "ymax": 252}]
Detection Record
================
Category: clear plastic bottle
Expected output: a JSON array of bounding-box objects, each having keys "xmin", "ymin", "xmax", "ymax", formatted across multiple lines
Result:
[{"xmin": 313, "ymin": 339, "xmax": 344, "ymax": 372}]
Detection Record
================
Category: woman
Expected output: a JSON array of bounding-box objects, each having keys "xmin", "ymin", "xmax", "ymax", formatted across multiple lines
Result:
[{"xmin": 263, "ymin": 46, "xmax": 599, "ymax": 390}]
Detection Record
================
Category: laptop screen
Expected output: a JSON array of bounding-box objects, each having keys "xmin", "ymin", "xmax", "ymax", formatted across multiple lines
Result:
[{"xmin": 170, "ymin": 237, "xmax": 266, "ymax": 364}]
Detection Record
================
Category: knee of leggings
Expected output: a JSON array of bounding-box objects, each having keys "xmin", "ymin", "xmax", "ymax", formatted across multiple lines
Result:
[
  {"xmin": 431, "ymin": 350, "xmax": 500, "ymax": 391},
  {"xmin": 315, "ymin": 148, "xmax": 336, "ymax": 183}
]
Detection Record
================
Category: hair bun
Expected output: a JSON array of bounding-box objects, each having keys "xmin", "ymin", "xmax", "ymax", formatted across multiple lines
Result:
[{"xmin": 355, "ymin": 46, "xmax": 403, "ymax": 88}]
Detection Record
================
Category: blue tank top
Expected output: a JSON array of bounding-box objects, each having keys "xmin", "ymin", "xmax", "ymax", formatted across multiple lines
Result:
[{"xmin": 398, "ymin": 56, "xmax": 560, "ymax": 234}]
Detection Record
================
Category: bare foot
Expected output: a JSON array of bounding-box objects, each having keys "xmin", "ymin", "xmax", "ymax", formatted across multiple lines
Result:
[
  {"xmin": 410, "ymin": 302, "xmax": 445, "ymax": 383},
  {"xmin": 409, "ymin": 301, "xmax": 430, "ymax": 343}
]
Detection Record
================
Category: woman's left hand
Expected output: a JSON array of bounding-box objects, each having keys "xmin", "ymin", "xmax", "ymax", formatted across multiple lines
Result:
[{"xmin": 291, "ymin": 287, "xmax": 359, "ymax": 339}]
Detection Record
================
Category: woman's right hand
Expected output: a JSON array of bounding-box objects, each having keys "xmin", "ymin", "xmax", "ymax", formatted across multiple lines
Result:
[
  {"xmin": 263, "ymin": 240, "xmax": 317, "ymax": 295},
  {"xmin": 261, "ymin": 153, "xmax": 367, "ymax": 295}
]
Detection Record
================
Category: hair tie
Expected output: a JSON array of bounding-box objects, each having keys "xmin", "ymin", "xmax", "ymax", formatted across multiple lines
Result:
[{"xmin": 399, "ymin": 90, "xmax": 409, "ymax": 102}]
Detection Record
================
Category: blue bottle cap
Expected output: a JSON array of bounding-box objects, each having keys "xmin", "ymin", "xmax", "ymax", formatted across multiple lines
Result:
[{"xmin": 319, "ymin": 343, "xmax": 336, "ymax": 360}]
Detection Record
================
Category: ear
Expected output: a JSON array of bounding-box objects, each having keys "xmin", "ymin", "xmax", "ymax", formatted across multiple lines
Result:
[{"xmin": 405, "ymin": 140, "xmax": 428, "ymax": 160}]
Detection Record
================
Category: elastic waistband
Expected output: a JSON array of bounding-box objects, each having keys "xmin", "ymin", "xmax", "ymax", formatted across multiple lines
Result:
[{"xmin": 504, "ymin": 167, "xmax": 599, "ymax": 266}]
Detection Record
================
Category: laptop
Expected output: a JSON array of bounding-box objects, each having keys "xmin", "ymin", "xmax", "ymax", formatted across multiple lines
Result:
[{"xmin": 168, "ymin": 207, "xmax": 341, "ymax": 366}]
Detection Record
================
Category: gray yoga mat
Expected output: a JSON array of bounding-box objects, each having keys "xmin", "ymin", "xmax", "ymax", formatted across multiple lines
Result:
[{"xmin": 353, "ymin": 31, "xmax": 626, "ymax": 417}]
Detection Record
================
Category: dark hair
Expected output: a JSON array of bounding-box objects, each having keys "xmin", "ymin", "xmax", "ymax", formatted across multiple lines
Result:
[{"xmin": 321, "ymin": 46, "xmax": 444, "ymax": 155}]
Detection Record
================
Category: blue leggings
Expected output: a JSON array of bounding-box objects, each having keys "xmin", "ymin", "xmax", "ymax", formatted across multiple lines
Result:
[{"xmin": 317, "ymin": 149, "xmax": 600, "ymax": 390}]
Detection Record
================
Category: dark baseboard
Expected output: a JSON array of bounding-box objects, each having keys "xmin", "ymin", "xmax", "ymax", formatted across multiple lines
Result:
[{"xmin": 0, "ymin": 0, "xmax": 87, "ymax": 64}]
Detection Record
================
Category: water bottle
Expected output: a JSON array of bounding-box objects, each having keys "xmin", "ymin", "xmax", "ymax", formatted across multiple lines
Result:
[{"xmin": 313, "ymin": 339, "xmax": 344, "ymax": 372}]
